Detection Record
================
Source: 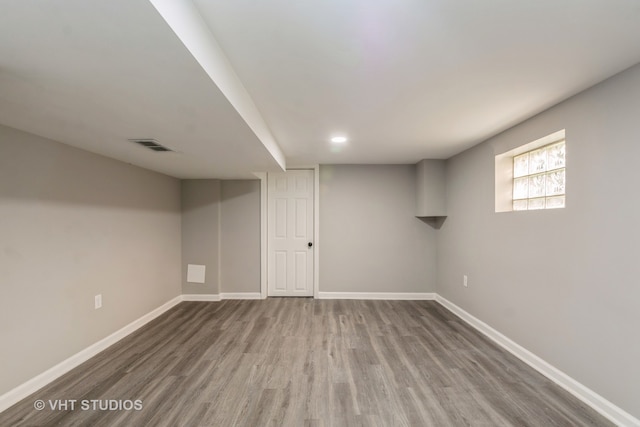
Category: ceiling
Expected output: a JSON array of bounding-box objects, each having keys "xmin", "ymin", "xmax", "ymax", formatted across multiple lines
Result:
[{"xmin": 1, "ymin": 0, "xmax": 640, "ymax": 178}]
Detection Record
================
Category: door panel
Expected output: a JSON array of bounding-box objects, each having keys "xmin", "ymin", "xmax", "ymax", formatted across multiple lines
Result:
[
  {"xmin": 275, "ymin": 199, "xmax": 287, "ymax": 238},
  {"xmin": 274, "ymin": 251, "xmax": 287, "ymax": 291},
  {"xmin": 295, "ymin": 198, "xmax": 307, "ymax": 238},
  {"xmin": 294, "ymin": 251, "xmax": 307, "ymax": 291},
  {"xmin": 268, "ymin": 170, "xmax": 314, "ymax": 296}
]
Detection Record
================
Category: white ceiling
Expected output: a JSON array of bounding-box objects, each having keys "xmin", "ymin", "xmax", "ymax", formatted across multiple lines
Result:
[
  {"xmin": 1, "ymin": 0, "xmax": 640, "ymax": 178},
  {"xmin": 0, "ymin": 0, "xmax": 283, "ymax": 178}
]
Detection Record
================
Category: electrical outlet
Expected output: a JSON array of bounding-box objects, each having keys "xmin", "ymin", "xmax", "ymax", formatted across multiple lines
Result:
[
  {"xmin": 463, "ymin": 275, "xmax": 468, "ymax": 287},
  {"xmin": 95, "ymin": 294, "xmax": 102, "ymax": 309}
]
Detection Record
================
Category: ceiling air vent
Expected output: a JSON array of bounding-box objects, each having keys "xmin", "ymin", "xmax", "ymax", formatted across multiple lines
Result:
[{"xmin": 128, "ymin": 138, "xmax": 173, "ymax": 152}]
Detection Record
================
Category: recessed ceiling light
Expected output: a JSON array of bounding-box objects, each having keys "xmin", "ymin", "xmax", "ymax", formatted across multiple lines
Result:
[{"xmin": 331, "ymin": 136, "xmax": 347, "ymax": 143}]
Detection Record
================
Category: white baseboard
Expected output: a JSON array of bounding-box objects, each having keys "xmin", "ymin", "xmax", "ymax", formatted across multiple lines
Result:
[
  {"xmin": 317, "ymin": 292, "xmax": 436, "ymax": 300},
  {"xmin": 220, "ymin": 292, "xmax": 262, "ymax": 300},
  {"xmin": 435, "ymin": 294, "xmax": 640, "ymax": 427},
  {"xmin": 0, "ymin": 295, "xmax": 183, "ymax": 413},
  {"xmin": 181, "ymin": 294, "xmax": 221, "ymax": 302}
]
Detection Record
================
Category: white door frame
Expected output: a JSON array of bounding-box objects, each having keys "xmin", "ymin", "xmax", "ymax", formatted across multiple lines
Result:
[{"xmin": 257, "ymin": 166, "xmax": 319, "ymax": 298}]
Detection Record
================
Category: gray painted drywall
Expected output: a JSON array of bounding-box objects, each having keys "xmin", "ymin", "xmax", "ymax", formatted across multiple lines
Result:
[
  {"xmin": 181, "ymin": 180, "xmax": 220, "ymax": 295},
  {"xmin": 437, "ymin": 63, "xmax": 640, "ymax": 418},
  {"xmin": 0, "ymin": 125, "xmax": 181, "ymax": 396},
  {"xmin": 319, "ymin": 165, "xmax": 437, "ymax": 293},
  {"xmin": 220, "ymin": 180, "xmax": 261, "ymax": 294},
  {"xmin": 416, "ymin": 159, "xmax": 446, "ymax": 217}
]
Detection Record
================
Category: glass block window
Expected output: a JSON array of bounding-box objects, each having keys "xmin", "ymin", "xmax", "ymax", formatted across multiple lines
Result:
[{"xmin": 512, "ymin": 140, "xmax": 565, "ymax": 210}]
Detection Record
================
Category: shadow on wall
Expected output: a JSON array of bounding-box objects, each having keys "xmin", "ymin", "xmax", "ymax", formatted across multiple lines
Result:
[
  {"xmin": 222, "ymin": 180, "xmax": 259, "ymax": 202},
  {"xmin": 0, "ymin": 125, "xmax": 179, "ymax": 212},
  {"xmin": 418, "ymin": 216, "xmax": 447, "ymax": 229}
]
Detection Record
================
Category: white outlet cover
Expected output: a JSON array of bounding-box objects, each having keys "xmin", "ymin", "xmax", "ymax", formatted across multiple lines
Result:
[
  {"xmin": 95, "ymin": 294, "xmax": 102, "ymax": 309},
  {"xmin": 187, "ymin": 264, "xmax": 206, "ymax": 284}
]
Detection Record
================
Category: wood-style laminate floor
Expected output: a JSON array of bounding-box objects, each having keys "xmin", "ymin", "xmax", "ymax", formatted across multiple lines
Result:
[{"xmin": 1, "ymin": 299, "xmax": 612, "ymax": 426}]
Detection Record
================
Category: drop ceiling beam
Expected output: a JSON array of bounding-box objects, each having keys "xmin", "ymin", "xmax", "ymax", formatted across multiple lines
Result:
[{"xmin": 148, "ymin": 0, "xmax": 286, "ymax": 171}]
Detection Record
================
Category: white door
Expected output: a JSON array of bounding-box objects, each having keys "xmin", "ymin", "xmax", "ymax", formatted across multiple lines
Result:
[{"xmin": 267, "ymin": 170, "xmax": 314, "ymax": 296}]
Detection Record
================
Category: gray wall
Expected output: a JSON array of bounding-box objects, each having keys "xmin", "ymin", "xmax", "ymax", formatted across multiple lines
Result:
[
  {"xmin": 181, "ymin": 180, "xmax": 221, "ymax": 295},
  {"xmin": 320, "ymin": 165, "xmax": 437, "ymax": 293},
  {"xmin": 437, "ymin": 63, "xmax": 640, "ymax": 418},
  {"xmin": 0, "ymin": 125, "xmax": 182, "ymax": 396},
  {"xmin": 181, "ymin": 179, "xmax": 261, "ymax": 295},
  {"xmin": 220, "ymin": 180, "xmax": 261, "ymax": 294}
]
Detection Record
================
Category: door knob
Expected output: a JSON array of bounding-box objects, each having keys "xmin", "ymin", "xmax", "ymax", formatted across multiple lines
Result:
[{"xmin": 308, "ymin": 242, "xmax": 313, "ymax": 248}]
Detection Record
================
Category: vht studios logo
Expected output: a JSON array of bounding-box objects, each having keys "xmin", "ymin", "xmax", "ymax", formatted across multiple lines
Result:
[{"xmin": 34, "ymin": 399, "xmax": 143, "ymax": 411}]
